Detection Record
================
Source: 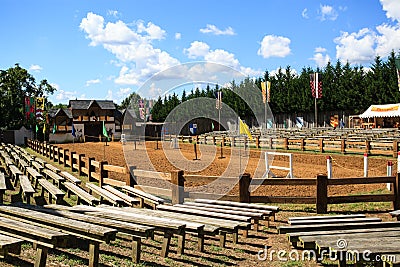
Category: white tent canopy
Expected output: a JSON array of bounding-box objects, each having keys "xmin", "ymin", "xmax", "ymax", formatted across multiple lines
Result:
[{"xmin": 359, "ymin": 103, "xmax": 400, "ymax": 118}]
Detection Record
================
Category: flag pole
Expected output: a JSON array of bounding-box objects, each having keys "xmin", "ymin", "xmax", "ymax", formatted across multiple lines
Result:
[{"xmin": 314, "ymin": 72, "xmax": 318, "ymax": 128}]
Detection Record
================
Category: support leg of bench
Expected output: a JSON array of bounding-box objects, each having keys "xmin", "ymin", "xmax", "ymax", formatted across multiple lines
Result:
[
  {"xmin": 161, "ymin": 231, "xmax": 172, "ymax": 258},
  {"xmin": 88, "ymin": 241, "xmax": 100, "ymax": 267},
  {"xmin": 197, "ymin": 231, "xmax": 204, "ymax": 252},
  {"xmin": 232, "ymin": 230, "xmax": 238, "ymax": 245},
  {"xmin": 25, "ymin": 193, "xmax": 32, "ymax": 205},
  {"xmin": 253, "ymin": 218, "xmax": 259, "ymax": 232},
  {"xmin": 131, "ymin": 236, "xmax": 141, "ymax": 263},
  {"xmin": 177, "ymin": 232, "xmax": 185, "ymax": 255},
  {"xmin": 0, "ymin": 192, "xmax": 3, "ymax": 204},
  {"xmin": 34, "ymin": 245, "xmax": 48, "ymax": 267},
  {"xmin": 242, "ymin": 229, "xmax": 248, "ymax": 238},
  {"xmin": 219, "ymin": 231, "xmax": 226, "ymax": 248}
]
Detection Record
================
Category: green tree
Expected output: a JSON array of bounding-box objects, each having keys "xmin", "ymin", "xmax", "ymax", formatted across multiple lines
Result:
[{"xmin": 0, "ymin": 64, "xmax": 56, "ymax": 130}]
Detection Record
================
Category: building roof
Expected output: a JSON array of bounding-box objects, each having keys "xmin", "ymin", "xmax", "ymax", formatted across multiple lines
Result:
[
  {"xmin": 68, "ymin": 100, "xmax": 116, "ymax": 110},
  {"xmin": 48, "ymin": 108, "xmax": 72, "ymax": 118},
  {"xmin": 359, "ymin": 103, "xmax": 400, "ymax": 118}
]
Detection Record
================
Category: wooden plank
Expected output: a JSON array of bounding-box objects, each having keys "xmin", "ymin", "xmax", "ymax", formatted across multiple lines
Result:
[
  {"xmin": 288, "ymin": 214, "xmax": 366, "ymax": 222},
  {"xmin": 45, "ymin": 164, "xmax": 60, "ymax": 174},
  {"xmin": 102, "ymin": 178, "xmax": 126, "ymax": 187},
  {"xmin": 328, "ymin": 194, "xmax": 394, "ymax": 204},
  {"xmin": 60, "ymin": 171, "xmax": 81, "ymax": 185},
  {"xmin": 258, "ymin": 178, "xmax": 316, "ymax": 186},
  {"xmin": 157, "ymin": 204, "xmax": 252, "ymax": 222},
  {"xmin": 289, "ymin": 217, "xmax": 381, "ymax": 225},
  {"xmin": 0, "ymin": 205, "xmax": 117, "ymax": 243},
  {"xmin": 86, "ymin": 183, "xmax": 125, "ymax": 206},
  {"xmin": 183, "ymin": 202, "xmax": 273, "ymax": 217},
  {"xmin": 43, "ymin": 169, "xmax": 65, "ymax": 185},
  {"xmin": 185, "ymin": 191, "xmax": 239, "ymax": 202},
  {"xmin": 64, "ymin": 182, "xmax": 99, "ymax": 206},
  {"xmin": 132, "ymin": 169, "xmax": 171, "ymax": 180},
  {"xmin": 279, "ymin": 221, "xmax": 400, "ymax": 234},
  {"xmin": 250, "ymin": 195, "xmax": 316, "ymax": 204},
  {"xmin": 194, "ymin": 198, "xmax": 280, "ymax": 212},
  {"xmin": 103, "ymin": 185, "xmax": 140, "ymax": 206},
  {"xmin": 121, "ymin": 185, "xmax": 166, "ymax": 204},
  {"xmin": 0, "ymin": 233, "xmax": 23, "ymax": 258},
  {"xmin": 103, "ymin": 165, "xmax": 126, "ymax": 174},
  {"xmin": 38, "ymin": 179, "xmax": 65, "ymax": 204},
  {"xmin": 327, "ymin": 176, "xmax": 395, "ymax": 185},
  {"xmin": 176, "ymin": 203, "xmax": 265, "ymax": 218}
]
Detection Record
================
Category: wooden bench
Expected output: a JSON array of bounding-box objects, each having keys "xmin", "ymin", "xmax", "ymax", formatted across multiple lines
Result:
[
  {"xmin": 31, "ymin": 161, "xmax": 44, "ymax": 173},
  {"xmin": 60, "ymin": 171, "xmax": 81, "ymax": 185},
  {"xmin": 64, "ymin": 182, "xmax": 100, "ymax": 206},
  {"xmin": 288, "ymin": 214, "xmax": 366, "ymax": 223},
  {"xmin": 37, "ymin": 179, "xmax": 65, "ymax": 204},
  {"xmin": 86, "ymin": 183, "xmax": 124, "ymax": 207},
  {"xmin": 181, "ymin": 201, "xmax": 270, "ymax": 230},
  {"xmin": 37, "ymin": 205, "xmax": 154, "ymax": 263},
  {"xmin": 34, "ymin": 157, "xmax": 46, "ymax": 167},
  {"xmin": 0, "ymin": 205, "xmax": 117, "ymax": 267},
  {"xmin": 18, "ymin": 159, "xmax": 29, "ymax": 174},
  {"xmin": 19, "ymin": 175, "xmax": 35, "ymax": 204},
  {"xmin": 9, "ymin": 165, "xmax": 23, "ymax": 185},
  {"xmin": 0, "ymin": 173, "xmax": 6, "ymax": 204},
  {"xmin": 42, "ymin": 169, "xmax": 65, "ymax": 187},
  {"xmin": 60, "ymin": 205, "xmax": 187, "ymax": 258},
  {"xmin": 121, "ymin": 185, "xmax": 165, "ymax": 208},
  {"xmin": 194, "ymin": 198, "xmax": 280, "ymax": 220},
  {"xmin": 45, "ymin": 163, "xmax": 61, "ymax": 174},
  {"xmin": 0, "ymin": 214, "xmax": 69, "ymax": 267},
  {"xmin": 103, "ymin": 185, "xmax": 140, "ymax": 206},
  {"xmin": 0, "ymin": 234, "xmax": 23, "ymax": 258},
  {"xmin": 26, "ymin": 167, "xmax": 43, "ymax": 187}
]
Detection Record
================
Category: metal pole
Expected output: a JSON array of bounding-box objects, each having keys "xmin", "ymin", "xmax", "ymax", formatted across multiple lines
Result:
[{"xmin": 314, "ymin": 72, "xmax": 318, "ymax": 128}]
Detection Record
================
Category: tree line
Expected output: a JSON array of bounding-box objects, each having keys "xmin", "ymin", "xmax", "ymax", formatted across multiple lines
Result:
[{"xmin": 121, "ymin": 51, "xmax": 400, "ymax": 124}]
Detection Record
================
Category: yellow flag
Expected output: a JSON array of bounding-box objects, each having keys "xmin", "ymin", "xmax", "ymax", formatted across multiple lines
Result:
[
  {"xmin": 43, "ymin": 124, "xmax": 46, "ymax": 134},
  {"xmin": 239, "ymin": 118, "xmax": 253, "ymax": 140},
  {"xmin": 261, "ymin": 82, "xmax": 266, "ymax": 103}
]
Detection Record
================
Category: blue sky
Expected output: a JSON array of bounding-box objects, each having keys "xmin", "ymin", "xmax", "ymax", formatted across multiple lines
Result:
[{"xmin": 1, "ymin": 0, "xmax": 400, "ymax": 104}]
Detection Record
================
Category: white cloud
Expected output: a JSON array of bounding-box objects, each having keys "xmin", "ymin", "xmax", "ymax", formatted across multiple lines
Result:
[
  {"xmin": 257, "ymin": 35, "xmax": 291, "ymax": 58},
  {"xmin": 200, "ymin": 24, "xmax": 235, "ymax": 36},
  {"xmin": 302, "ymin": 8, "xmax": 309, "ymax": 19},
  {"xmin": 311, "ymin": 47, "xmax": 331, "ymax": 67},
  {"xmin": 105, "ymin": 89, "xmax": 113, "ymax": 100},
  {"xmin": 375, "ymin": 23, "xmax": 400, "ymax": 56},
  {"xmin": 85, "ymin": 79, "xmax": 101, "ymax": 86},
  {"xmin": 107, "ymin": 10, "xmax": 120, "ymax": 18},
  {"xmin": 184, "ymin": 41, "xmax": 210, "ymax": 59},
  {"xmin": 380, "ymin": 0, "xmax": 400, "ymax": 22},
  {"xmin": 175, "ymin": 32, "xmax": 181, "ymax": 40},
  {"xmin": 80, "ymin": 12, "xmax": 179, "ymax": 85},
  {"xmin": 204, "ymin": 49, "xmax": 240, "ymax": 69},
  {"xmin": 55, "ymin": 90, "xmax": 78, "ymax": 101},
  {"xmin": 319, "ymin": 4, "xmax": 338, "ymax": 21},
  {"xmin": 29, "ymin": 64, "xmax": 42, "ymax": 72}
]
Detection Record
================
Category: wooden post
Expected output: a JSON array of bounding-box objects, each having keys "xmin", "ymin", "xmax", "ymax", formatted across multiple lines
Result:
[
  {"xmin": 78, "ymin": 154, "xmax": 85, "ymax": 176},
  {"xmin": 63, "ymin": 149, "xmax": 69, "ymax": 167},
  {"xmin": 70, "ymin": 151, "xmax": 76, "ymax": 172},
  {"xmin": 269, "ymin": 137, "xmax": 273, "ymax": 149},
  {"xmin": 319, "ymin": 138, "xmax": 324, "ymax": 153},
  {"xmin": 393, "ymin": 140, "xmax": 398, "ymax": 158},
  {"xmin": 365, "ymin": 140, "xmax": 370, "ymax": 155},
  {"xmin": 256, "ymin": 136, "xmax": 260, "ymax": 149},
  {"xmin": 126, "ymin": 166, "xmax": 137, "ymax": 187},
  {"xmin": 56, "ymin": 147, "xmax": 61, "ymax": 163},
  {"xmin": 87, "ymin": 157, "xmax": 95, "ymax": 182},
  {"xmin": 283, "ymin": 138, "xmax": 288, "ymax": 150},
  {"xmin": 394, "ymin": 172, "xmax": 400, "ymax": 210},
  {"xmin": 222, "ymin": 136, "xmax": 225, "ymax": 147},
  {"xmin": 212, "ymin": 136, "xmax": 216, "ymax": 145},
  {"xmin": 49, "ymin": 145, "xmax": 53, "ymax": 160},
  {"xmin": 99, "ymin": 161, "xmax": 108, "ymax": 187},
  {"xmin": 231, "ymin": 137, "xmax": 235, "ymax": 147},
  {"xmin": 341, "ymin": 139, "xmax": 346, "ymax": 154},
  {"xmin": 239, "ymin": 173, "xmax": 251, "ymax": 203},
  {"xmin": 171, "ymin": 170, "xmax": 184, "ymax": 204},
  {"xmin": 316, "ymin": 174, "xmax": 328, "ymax": 214},
  {"xmin": 300, "ymin": 138, "xmax": 305, "ymax": 151}
]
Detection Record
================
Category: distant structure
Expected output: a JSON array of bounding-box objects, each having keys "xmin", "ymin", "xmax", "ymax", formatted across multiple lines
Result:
[{"xmin": 48, "ymin": 100, "xmax": 123, "ymax": 143}]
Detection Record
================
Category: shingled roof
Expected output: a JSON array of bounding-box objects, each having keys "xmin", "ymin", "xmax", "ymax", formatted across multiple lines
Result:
[
  {"xmin": 48, "ymin": 108, "xmax": 72, "ymax": 118},
  {"xmin": 68, "ymin": 100, "xmax": 116, "ymax": 110}
]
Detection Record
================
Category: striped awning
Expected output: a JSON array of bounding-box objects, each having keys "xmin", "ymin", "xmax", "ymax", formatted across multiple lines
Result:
[{"xmin": 359, "ymin": 103, "xmax": 400, "ymax": 118}]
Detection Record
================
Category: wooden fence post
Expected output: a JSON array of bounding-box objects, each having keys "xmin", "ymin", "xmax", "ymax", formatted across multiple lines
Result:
[
  {"xmin": 63, "ymin": 149, "xmax": 69, "ymax": 167},
  {"xmin": 300, "ymin": 138, "xmax": 305, "ymax": 151},
  {"xmin": 316, "ymin": 174, "xmax": 328, "ymax": 214},
  {"xmin": 394, "ymin": 172, "xmax": 400, "ymax": 210},
  {"xmin": 99, "ymin": 161, "xmax": 108, "ymax": 187},
  {"xmin": 78, "ymin": 154, "xmax": 85, "ymax": 177},
  {"xmin": 222, "ymin": 136, "xmax": 225, "ymax": 147},
  {"xmin": 393, "ymin": 140, "xmax": 398, "ymax": 158},
  {"xmin": 56, "ymin": 147, "xmax": 61, "ymax": 163},
  {"xmin": 126, "ymin": 166, "xmax": 136, "ymax": 187},
  {"xmin": 283, "ymin": 138, "xmax": 288, "ymax": 150},
  {"xmin": 171, "ymin": 170, "xmax": 184, "ymax": 205},
  {"xmin": 256, "ymin": 136, "xmax": 260, "ymax": 149},
  {"xmin": 231, "ymin": 137, "xmax": 235, "ymax": 147},
  {"xmin": 319, "ymin": 138, "xmax": 324, "ymax": 153},
  {"xmin": 239, "ymin": 173, "xmax": 251, "ymax": 203},
  {"xmin": 212, "ymin": 136, "xmax": 216, "ymax": 145},
  {"xmin": 87, "ymin": 157, "xmax": 95, "ymax": 182},
  {"xmin": 365, "ymin": 140, "xmax": 370, "ymax": 155},
  {"xmin": 341, "ymin": 139, "xmax": 346, "ymax": 154},
  {"xmin": 70, "ymin": 151, "xmax": 76, "ymax": 172}
]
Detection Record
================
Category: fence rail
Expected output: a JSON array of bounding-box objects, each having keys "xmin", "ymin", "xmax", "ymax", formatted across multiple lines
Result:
[{"xmin": 27, "ymin": 139, "xmax": 400, "ymax": 213}]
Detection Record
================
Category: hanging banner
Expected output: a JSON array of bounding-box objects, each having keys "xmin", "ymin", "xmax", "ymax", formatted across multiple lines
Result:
[
  {"xmin": 24, "ymin": 96, "xmax": 35, "ymax": 120},
  {"xmin": 35, "ymin": 97, "xmax": 45, "ymax": 121},
  {"xmin": 261, "ymin": 82, "xmax": 266, "ymax": 103},
  {"xmin": 310, "ymin": 73, "xmax": 323, "ymax": 99},
  {"xmin": 295, "ymin": 117, "xmax": 304, "ymax": 128}
]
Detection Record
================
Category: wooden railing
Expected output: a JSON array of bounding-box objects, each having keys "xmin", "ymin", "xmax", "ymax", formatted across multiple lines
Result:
[{"xmin": 27, "ymin": 139, "xmax": 400, "ymax": 213}]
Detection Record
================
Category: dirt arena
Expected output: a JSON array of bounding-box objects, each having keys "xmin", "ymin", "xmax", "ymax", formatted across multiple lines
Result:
[{"xmin": 57, "ymin": 140, "xmax": 393, "ymax": 198}]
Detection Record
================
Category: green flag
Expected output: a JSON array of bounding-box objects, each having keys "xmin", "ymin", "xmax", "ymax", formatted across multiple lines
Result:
[
  {"xmin": 35, "ymin": 124, "xmax": 38, "ymax": 132},
  {"xmin": 52, "ymin": 123, "xmax": 56, "ymax": 134},
  {"xmin": 103, "ymin": 121, "xmax": 109, "ymax": 140}
]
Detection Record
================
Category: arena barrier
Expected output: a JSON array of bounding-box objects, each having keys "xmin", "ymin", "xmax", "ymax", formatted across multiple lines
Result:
[{"xmin": 263, "ymin": 151, "xmax": 294, "ymax": 178}]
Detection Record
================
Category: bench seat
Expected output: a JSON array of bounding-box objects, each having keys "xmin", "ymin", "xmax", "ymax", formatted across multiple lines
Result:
[
  {"xmin": 38, "ymin": 179, "xmax": 65, "ymax": 204},
  {"xmin": 0, "ymin": 234, "xmax": 23, "ymax": 258},
  {"xmin": 0, "ymin": 173, "xmax": 6, "ymax": 204},
  {"xmin": 120, "ymin": 185, "xmax": 165, "ymax": 208},
  {"xmin": 31, "ymin": 161, "xmax": 44, "ymax": 173},
  {"xmin": 19, "ymin": 175, "xmax": 35, "ymax": 204},
  {"xmin": 42, "ymin": 169, "xmax": 65, "ymax": 187},
  {"xmin": 103, "ymin": 185, "xmax": 140, "ymax": 206},
  {"xmin": 60, "ymin": 171, "xmax": 81, "ymax": 185},
  {"xmin": 86, "ymin": 183, "xmax": 124, "ymax": 207},
  {"xmin": 64, "ymin": 182, "xmax": 99, "ymax": 206},
  {"xmin": 45, "ymin": 163, "xmax": 61, "ymax": 174}
]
